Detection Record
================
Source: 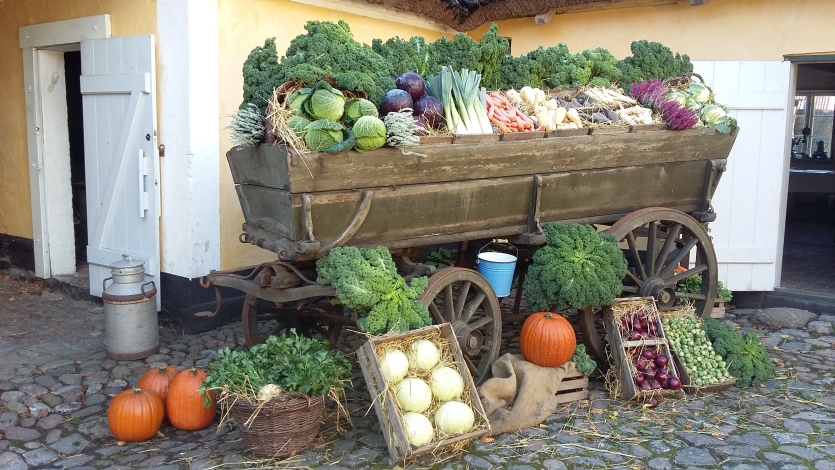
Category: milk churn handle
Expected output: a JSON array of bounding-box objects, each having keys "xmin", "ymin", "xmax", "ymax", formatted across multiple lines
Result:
[
  {"xmin": 102, "ymin": 277, "xmax": 113, "ymax": 293},
  {"xmin": 141, "ymin": 281, "xmax": 156, "ymax": 299}
]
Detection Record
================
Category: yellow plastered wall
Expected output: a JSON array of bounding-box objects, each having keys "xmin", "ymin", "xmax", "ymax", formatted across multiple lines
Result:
[
  {"xmin": 218, "ymin": 0, "xmax": 448, "ymax": 269},
  {"xmin": 0, "ymin": 0, "xmax": 156, "ymax": 239},
  {"xmin": 474, "ymin": 0, "xmax": 834, "ymax": 60}
]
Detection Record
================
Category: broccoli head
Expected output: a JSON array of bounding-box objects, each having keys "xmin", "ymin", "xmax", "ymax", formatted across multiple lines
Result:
[
  {"xmin": 316, "ymin": 246, "xmax": 431, "ymax": 336},
  {"xmin": 523, "ymin": 223, "xmax": 628, "ymax": 311},
  {"xmin": 617, "ymin": 40, "xmax": 694, "ymax": 93},
  {"xmin": 703, "ymin": 318, "xmax": 775, "ymax": 387}
]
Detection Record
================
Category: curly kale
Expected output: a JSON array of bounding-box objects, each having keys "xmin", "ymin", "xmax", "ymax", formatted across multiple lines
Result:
[
  {"xmin": 703, "ymin": 318, "xmax": 775, "ymax": 387},
  {"xmin": 617, "ymin": 40, "xmax": 694, "ymax": 93},
  {"xmin": 570, "ymin": 344, "xmax": 598, "ymax": 377},
  {"xmin": 581, "ymin": 47, "xmax": 622, "ymax": 87},
  {"xmin": 471, "ymin": 24, "xmax": 510, "ymax": 90},
  {"xmin": 523, "ymin": 223, "xmax": 628, "ymax": 312},
  {"xmin": 426, "ymin": 32, "xmax": 480, "ymax": 76},
  {"xmin": 241, "ymin": 38, "xmax": 285, "ymax": 112},
  {"xmin": 499, "ymin": 45, "xmax": 565, "ymax": 90},
  {"xmin": 316, "ymin": 246, "xmax": 431, "ymax": 336},
  {"xmin": 372, "ymin": 36, "xmax": 431, "ymax": 77}
]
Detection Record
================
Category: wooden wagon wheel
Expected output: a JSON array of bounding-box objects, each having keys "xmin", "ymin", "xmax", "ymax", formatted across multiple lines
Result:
[
  {"xmin": 580, "ymin": 208, "xmax": 718, "ymax": 362},
  {"xmin": 242, "ymin": 294, "xmax": 349, "ymax": 348},
  {"xmin": 417, "ymin": 268, "xmax": 502, "ymax": 385}
]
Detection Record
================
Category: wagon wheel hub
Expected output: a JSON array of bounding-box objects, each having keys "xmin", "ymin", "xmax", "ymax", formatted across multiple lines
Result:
[
  {"xmin": 639, "ymin": 277, "xmax": 677, "ymax": 309},
  {"xmin": 453, "ymin": 320, "xmax": 483, "ymax": 356}
]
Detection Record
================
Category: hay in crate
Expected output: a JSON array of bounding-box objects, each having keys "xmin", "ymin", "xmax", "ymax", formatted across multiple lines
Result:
[
  {"xmin": 356, "ymin": 324, "xmax": 490, "ymax": 464},
  {"xmin": 604, "ymin": 297, "xmax": 684, "ymax": 401}
]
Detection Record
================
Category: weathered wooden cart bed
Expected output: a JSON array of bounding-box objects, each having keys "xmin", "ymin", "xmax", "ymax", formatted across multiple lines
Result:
[{"xmin": 202, "ymin": 126, "xmax": 738, "ymax": 384}]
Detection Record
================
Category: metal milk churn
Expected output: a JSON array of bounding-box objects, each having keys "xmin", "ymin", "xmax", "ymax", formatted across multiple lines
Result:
[{"xmin": 103, "ymin": 255, "xmax": 160, "ymax": 360}]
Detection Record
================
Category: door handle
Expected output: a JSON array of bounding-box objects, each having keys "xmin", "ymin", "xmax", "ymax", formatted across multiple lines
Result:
[{"xmin": 138, "ymin": 148, "xmax": 150, "ymax": 217}]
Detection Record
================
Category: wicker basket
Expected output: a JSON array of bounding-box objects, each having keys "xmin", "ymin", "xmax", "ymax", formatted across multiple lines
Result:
[{"xmin": 229, "ymin": 392, "xmax": 324, "ymax": 458}]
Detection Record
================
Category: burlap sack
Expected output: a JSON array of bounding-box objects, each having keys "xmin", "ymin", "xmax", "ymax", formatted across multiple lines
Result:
[{"xmin": 477, "ymin": 353, "xmax": 578, "ymax": 436}]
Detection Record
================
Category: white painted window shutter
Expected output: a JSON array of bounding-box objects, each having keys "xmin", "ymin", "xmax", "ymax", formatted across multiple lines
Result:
[
  {"xmin": 80, "ymin": 35, "xmax": 161, "ymax": 309},
  {"xmin": 692, "ymin": 61, "xmax": 791, "ymax": 291}
]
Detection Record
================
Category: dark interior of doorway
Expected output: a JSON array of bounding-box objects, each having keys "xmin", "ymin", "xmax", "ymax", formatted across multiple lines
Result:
[
  {"xmin": 65, "ymin": 51, "xmax": 87, "ymax": 271},
  {"xmin": 781, "ymin": 63, "xmax": 835, "ymax": 296}
]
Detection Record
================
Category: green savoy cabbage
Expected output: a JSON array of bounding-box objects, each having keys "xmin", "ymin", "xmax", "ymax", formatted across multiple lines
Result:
[
  {"xmin": 286, "ymin": 115, "xmax": 311, "ymax": 137},
  {"xmin": 305, "ymin": 119, "xmax": 344, "ymax": 151},
  {"xmin": 353, "ymin": 116, "xmax": 386, "ymax": 153},
  {"xmin": 344, "ymin": 98, "xmax": 379, "ymax": 122},
  {"xmin": 304, "ymin": 81, "xmax": 346, "ymax": 121}
]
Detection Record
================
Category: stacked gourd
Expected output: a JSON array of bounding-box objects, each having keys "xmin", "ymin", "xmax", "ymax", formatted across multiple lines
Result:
[
  {"xmin": 662, "ymin": 316, "xmax": 732, "ymax": 387},
  {"xmin": 378, "ymin": 339, "xmax": 476, "ymax": 447}
]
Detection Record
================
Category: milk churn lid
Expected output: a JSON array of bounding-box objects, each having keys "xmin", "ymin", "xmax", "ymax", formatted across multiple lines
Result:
[{"xmin": 110, "ymin": 255, "xmax": 146, "ymax": 275}]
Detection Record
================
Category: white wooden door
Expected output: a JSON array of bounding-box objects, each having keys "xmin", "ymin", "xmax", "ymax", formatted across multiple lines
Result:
[
  {"xmin": 692, "ymin": 61, "xmax": 792, "ymax": 291},
  {"xmin": 81, "ymin": 36, "xmax": 160, "ymax": 308}
]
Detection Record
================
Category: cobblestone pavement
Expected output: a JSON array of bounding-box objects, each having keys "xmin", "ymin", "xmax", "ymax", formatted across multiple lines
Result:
[{"xmin": 1, "ymin": 276, "xmax": 835, "ymax": 469}]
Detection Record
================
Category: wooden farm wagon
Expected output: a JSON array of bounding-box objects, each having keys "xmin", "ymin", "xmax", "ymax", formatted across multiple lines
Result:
[{"xmin": 199, "ymin": 126, "xmax": 738, "ymax": 384}]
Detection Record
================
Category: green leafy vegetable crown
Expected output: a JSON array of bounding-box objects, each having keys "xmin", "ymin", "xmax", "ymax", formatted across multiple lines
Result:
[
  {"xmin": 523, "ymin": 223, "xmax": 627, "ymax": 311},
  {"xmin": 202, "ymin": 330, "xmax": 351, "ymax": 398},
  {"xmin": 703, "ymin": 318, "xmax": 775, "ymax": 388}
]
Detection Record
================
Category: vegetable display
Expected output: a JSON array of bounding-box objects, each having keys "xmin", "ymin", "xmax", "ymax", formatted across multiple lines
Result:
[
  {"xmin": 523, "ymin": 223, "xmax": 628, "ymax": 312},
  {"xmin": 316, "ymin": 246, "xmax": 432, "ymax": 336},
  {"xmin": 519, "ymin": 312, "xmax": 576, "ymax": 367},
  {"xmin": 662, "ymin": 315, "xmax": 732, "ymax": 387},
  {"xmin": 703, "ymin": 318, "xmax": 775, "ymax": 387}
]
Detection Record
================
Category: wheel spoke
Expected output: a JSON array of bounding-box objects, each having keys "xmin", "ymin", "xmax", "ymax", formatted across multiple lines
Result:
[
  {"xmin": 626, "ymin": 270, "xmax": 644, "ymax": 286},
  {"xmin": 428, "ymin": 303, "xmax": 444, "ymax": 324},
  {"xmin": 666, "ymin": 264, "xmax": 708, "ymax": 286},
  {"xmin": 468, "ymin": 316, "xmax": 493, "ymax": 330},
  {"xmin": 646, "ymin": 221, "xmax": 658, "ymax": 277},
  {"xmin": 443, "ymin": 284, "xmax": 455, "ymax": 320},
  {"xmin": 659, "ymin": 237, "xmax": 699, "ymax": 279},
  {"xmin": 453, "ymin": 281, "xmax": 472, "ymax": 319},
  {"xmin": 461, "ymin": 292, "xmax": 485, "ymax": 323},
  {"xmin": 622, "ymin": 285, "xmax": 639, "ymax": 293},
  {"xmin": 677, "ymin": 292, "xmax": 707, "ymax": 300},
  {"xmin": 654, "ymin": 223, "xmax": 682, "ymax": 275},
  {"xmin": 626, "ymin": 232, "xmax": 647, "ymax": 280}
]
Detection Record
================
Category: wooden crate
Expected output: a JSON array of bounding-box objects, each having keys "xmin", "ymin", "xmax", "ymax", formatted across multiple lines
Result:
[
  {"xmin": 670, "ymin": 353, "xmax": 736, "ymax": 395},
  {"xmin": 554, "ymin": 370, "xmax": 589, "ymax": 405},
  {"xmin": 603, "ymin": 298, "xmax": 685, "ymax": 400},
  {"xmin": 356, "ymin": 324, "xmax": 490, "ymax": 464},
  {"xmin": 711, "ymin": 300, "xmax": 726, "ymax": 318}
]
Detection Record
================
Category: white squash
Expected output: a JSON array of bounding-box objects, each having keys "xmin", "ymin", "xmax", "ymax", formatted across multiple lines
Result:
[
  {"xmin": 407, "ymin": 340, "xmax": 440, "ymax": 372},
  {"xmin": 379, "ymin": 349, "xmax": 409, "ymax": 384},
  {"xmin": 430, "ymin": 367, "xmax": 464, "ymax": 402},
  {"xmin": 435, "ymin": 401, "xmax": 475, "ymax": 435},
  {"xmin": 396, "ymin": 378, "xmax": 432, "ymax": 413},
  {"xmin": 402, "ymin": 412, "xmax": 434, "ymax": 447}
]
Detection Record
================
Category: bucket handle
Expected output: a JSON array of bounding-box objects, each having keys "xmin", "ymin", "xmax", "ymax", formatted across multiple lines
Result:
[
  {"xmin": 102, "ymin": 277, "xmax": 113, "ymax": 293},
  {"xmin": 141, "ymin": 281, "xmax": 156, "ymax": 299},
  {"xmin": 477, "ymin": 240, "xmax": 518, "ymax": 262}
]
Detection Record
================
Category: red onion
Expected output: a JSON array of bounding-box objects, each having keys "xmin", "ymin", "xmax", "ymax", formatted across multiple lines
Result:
[
  {"xmin": 648, "ymin": 396, "xmax": 660, "ymax": 408},
  {"xmin": 640, "ymin": 382, "xmax": 652, "ymax": 391},
  {"xmin": 642, "ymin": 350, "xmax": 655, "ymax": 360},
  {"xmin": 651, "ymin": 380, "xmax": 662, "ymax": 390},
  {"xmin": 667, "ymin": 377, "xmax": 682, "ymax": 390},
  {"xmin": 635, "ymin": 374, "xmax": 645, "ymax": 385},
  {"xmin": 640, "ymin": 318, "xmax": 648, "ymax": 330},
  {"xmin": 655, "ymin": 355, "xmax": 669, "ymax": 367},
  {"xmin": 658, "ymin": 365, "xmax": 669, "ymax": 376},
  {"xmin": 631, "ymin": 332, "xmax": 642, "ymax": 341},
  {"xmin": 635, "ymin": 358, "xmax": 648, "ymax": 371},
  {"xmin": 656, "ymin": 371, "xmax": 668, "ymax": 382}
]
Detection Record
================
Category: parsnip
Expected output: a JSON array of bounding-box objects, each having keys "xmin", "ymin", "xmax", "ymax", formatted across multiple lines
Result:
[
  {"xmin": 553, "ymin": 107, "xmax": 567, "ymax": 125},
  {"xmin": 566, "ymin": 108, "xmax": 583, "ymax": 126},
  {"xmin": 543, "ymin": 99, "xmax": 560, "ymax": 111}
]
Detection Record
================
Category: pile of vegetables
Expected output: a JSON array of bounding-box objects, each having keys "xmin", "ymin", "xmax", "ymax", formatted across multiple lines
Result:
[
  {"xmin": 316, "ymin": 246, "xmax": 432, "ymax": 336},
  {"xmin": 662, "ymin": 315, "xmax": 733, "ymax": 387},
  {"xmin": 703, "ymin": 318, "xmax": 776, "ymax": 387},
  {"xmin": 486, "ymin": 91, "xmax": 538, "ymax": 132},
  {"xmin": 523, "ymin": 223, "xmax": 628, "ymax": 312},
  {"xmin": 630, "ymin": 77, "xmax": 736, "ymax": 133},
  {"xmin": 616, "ymin": 309, "xmax": 682, "ymax": 396},
  {"xmin": 377, "ymin": 337, "xmax": 478, "ymax": 447}
]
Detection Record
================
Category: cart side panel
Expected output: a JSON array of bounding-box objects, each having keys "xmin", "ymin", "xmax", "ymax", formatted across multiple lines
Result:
[
  {"xmin": 538, "ymin": 160, "xmax": 717, "ymax": 223},
  {"xmin": 228, "ymin": 129, "xmax": 738, "ymax": 193},
  {"xmin": 236, "ymin": 185, "xmax": 298, "ymax": 240}
]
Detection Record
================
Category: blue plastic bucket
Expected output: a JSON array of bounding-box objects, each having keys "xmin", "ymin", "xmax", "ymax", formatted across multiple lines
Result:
[{"xmin": 477, "ymin": 251, "xmax": 517, "ymax": 297}]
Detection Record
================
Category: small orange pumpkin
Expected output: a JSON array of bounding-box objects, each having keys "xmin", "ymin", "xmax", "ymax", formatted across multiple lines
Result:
[
  {"xmin": 166, "ymin": 368, "xmax": 216, "ymax": 431},
  {"xmin": 520, "ymin": 312, "xmax": 577, "ymax": 367},
  {"xmin": 137, "ymin": 366, "xmax": 179, "ymax": 401},
  {"xmin": 107, "ymin": 387, "xmax": 164, "ymax": 442}
]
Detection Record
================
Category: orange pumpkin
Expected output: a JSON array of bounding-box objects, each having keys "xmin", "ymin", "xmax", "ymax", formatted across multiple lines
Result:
[
  {"xmin": 137, "ymin": 366, "xmax": 179, "ymax": 401},
  {"xmin": 107, "ymin": 387, "xmax": 164, "ymax": 442},
  {"xmin": 166, "ymin": 368, "xmax": 216, "ymax": 431},
  {"xmin": 520, "ymin": 312, "xmax": 577, "ymax": 367}
]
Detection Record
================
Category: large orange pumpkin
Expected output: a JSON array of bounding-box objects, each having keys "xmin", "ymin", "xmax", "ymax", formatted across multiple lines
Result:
[
  {"xmin": 107, "ymin": 388, "xmax": 164, "ymax": 442},
  {"xmin": 137, "ymin": 366, "xmax": 179, "ymax": 401},
  {"xmin": 166, "ymin": 368, "xmax": 216, "ymax": 431},
  {"xmin": 520, "ymin": 312, "xmax": 577, "ymax": 367}
]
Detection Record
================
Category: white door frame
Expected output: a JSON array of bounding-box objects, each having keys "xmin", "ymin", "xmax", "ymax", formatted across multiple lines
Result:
[
  {"xmin": 775, "ymin": 61, "xmax": 799, "ymax": 288},
  {"xmin": 19, "ymin": 15, "xmax": 111, "ymax": 278}
]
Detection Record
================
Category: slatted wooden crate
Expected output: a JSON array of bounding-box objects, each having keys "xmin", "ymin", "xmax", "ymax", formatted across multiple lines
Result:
[
  {"xmin": 554, "ymin": 370, "xmax": 589, "ymax": 404},
  {"xmin": 356, "ymin": 323, "xmax": 490, "ymax": 465},
  {"xmin": 711, "ymin": 300, "xmax": 726, "ymax": 318},
  {"xmin": 603, "ymin": 297, "xmax": 684, "ymax": 401}
]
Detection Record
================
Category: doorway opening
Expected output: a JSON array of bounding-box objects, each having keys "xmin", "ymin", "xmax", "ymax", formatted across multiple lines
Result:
[
  {"xmin": 65, "ymin": 51, "xmax": 89, "ymax": 279},
  {"xmin": 781, "ymin": 62, "xmax": 835, "ymax": 295}
]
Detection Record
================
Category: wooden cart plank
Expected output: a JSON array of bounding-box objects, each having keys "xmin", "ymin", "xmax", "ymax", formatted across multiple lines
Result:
[{"xmin": 227, "ymin": 128, "xmax": 738, "ymax": 193}]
